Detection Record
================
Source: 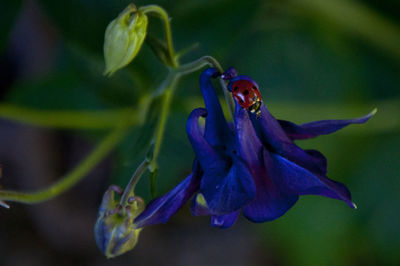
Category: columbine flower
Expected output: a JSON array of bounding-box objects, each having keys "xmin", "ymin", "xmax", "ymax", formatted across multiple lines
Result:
[{"xmin": 134, "ymin": 68, "xmax": 374, "ymax": 228}]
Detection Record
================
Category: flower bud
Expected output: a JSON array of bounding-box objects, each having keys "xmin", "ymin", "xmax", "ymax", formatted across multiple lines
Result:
[
  {"xmin": 103, "ymin": 4, "xmax": 148, "ymax": 76},
  {"xmin": 94, "ymin": 185, "xmax": 145, "ymax": 258}
]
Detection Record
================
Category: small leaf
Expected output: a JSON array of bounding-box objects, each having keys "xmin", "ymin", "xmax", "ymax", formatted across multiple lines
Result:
[
  {"xmin": 175, "ymin": 42, "xmax": 200, "ymax": 61},
  {"xmin": 145, "ymin": 34, "xmax": 174, "ymax": 67}
]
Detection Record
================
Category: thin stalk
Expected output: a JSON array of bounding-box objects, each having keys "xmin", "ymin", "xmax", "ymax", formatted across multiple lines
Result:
[
  {"xmin": 152, "ymin": 89, "xmax": 173, "ymax": 160},
  {"xmin": 0, "ymin": 120, "xmax": 131, "ymax": 204},
  {"xmin": 219, "ymin": 79, "xmax": 235, "ymax": 121},
  {"xmin": 0, "ymin": 104, "xmax": 135, "ymax": 129},
  {"xmin": 119, "ymin": 159, "xmax": 150, "ymax": 206},
  {"xmin": 177, "ymin": 56, "xmax": 223, "ymax": 75},
  {"xmin": 140, "ymin": 5, "xmax": 178, "ymax": 67}
]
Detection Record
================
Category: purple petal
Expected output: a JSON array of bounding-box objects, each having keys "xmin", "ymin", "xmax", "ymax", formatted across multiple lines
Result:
[
  {"xmin": 188, "ymin": 105, "xmax": 255, "ymax": 215},
  {"xmin": 234, "ymin": 104, "xmax": 264, "ymax": 166},
  {"xmin": 200, "ymin": 68, "xmax": 234, "ymax": 147},
  {"xmin": 200, "ymin": 155, "xmax": 256, "ymax": 215},
  {"xmin": 250, "ymin": 104, "xmax": 326, "ymax": 176},
  {"xmin": 211, "ymin": 211, "xmax": 240, "ymax": 228},
  {"xmin": 242, "ymin": 173, "xmax": 299, "ymax": 223},
  {"xmin": 242, "ymin": 152, "xmax": 299, "ymax": 223},
  {"xmin": 134, "ymin": 165, "xmax": 202, "ymax": 228},
  {"xmin": 250, "ymin": 103, "xmax": 293, "ymax": 152},
  {"xmin": 269, "ymin": 153, "xmax": 355, "ymax": 208},
  {"xmin": 186, "ymin": 108, "xmax": 226, "ymax": 170},
  {"xmin": 305, "ymin": 149, "xmax": 327, "ymax": 175},
  {"xmin": 278, "ymin": 109, "xmax": 376, "ymax": 140},
  {"xmin": 235, "ymin": 104, "xmax": 298, "ymax": 222},
  {"xmin": 221, "ymin": 67, "xmax": 238, "ymax": 81}
]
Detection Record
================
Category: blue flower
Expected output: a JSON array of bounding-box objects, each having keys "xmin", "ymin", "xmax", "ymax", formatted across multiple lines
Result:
[{"xmin": 134, "ymin": 68, "xmax": 374, "ymax": 228}]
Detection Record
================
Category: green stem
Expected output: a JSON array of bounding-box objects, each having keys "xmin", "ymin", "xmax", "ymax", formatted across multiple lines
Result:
[
  {"xmin": 0, "ymin": 104, "xmax": 136, "ymax": 129},
  {"xmin": 147, "ymin": 72, "xmax": 178, "ymax": 184},
  {"xmin": 219, "ymin": 78, "xmax": 235, "ymax": 121},
  {"xmin": 0, "ymin": 119, "xmax": 131, "ymax": 204},
  {"xmin": 177, "ymin": 56, "xmax": 223, "ymax": 75},
  {"xmin": 119, "ymin": 159, "xmax": 150, "ymax": 206},
  {"xmin": 140, "ymin": 5, "xmax": 178, "ymax": 67},
  {"xmin": 153, "ymin": 89, "xmax": 173, "ymax": 160}
]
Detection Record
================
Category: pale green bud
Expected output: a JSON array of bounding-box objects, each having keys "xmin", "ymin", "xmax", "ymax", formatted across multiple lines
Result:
[
  {"xmin": 103, "ymin": 4, "xmax": 148, "ymax": 76},
  {"xmin": 94, "ymin": 185, "xmax": 145, "ymax": 258}
]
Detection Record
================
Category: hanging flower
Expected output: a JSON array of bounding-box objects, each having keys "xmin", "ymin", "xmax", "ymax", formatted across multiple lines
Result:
[{"xmin": 134, "ymin": 68, "xmax": 375, "ymax": 228}]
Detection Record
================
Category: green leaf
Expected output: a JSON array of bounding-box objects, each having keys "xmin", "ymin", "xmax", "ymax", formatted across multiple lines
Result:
[{"xmin": 145, "ymin": 34, "xmax": 174, "ymax": 67}]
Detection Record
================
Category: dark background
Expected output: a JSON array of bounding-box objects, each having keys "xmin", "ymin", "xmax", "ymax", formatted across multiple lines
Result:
[{"xmin": 0, "ymin": 0, "xmax": 399, "ymax": 265}]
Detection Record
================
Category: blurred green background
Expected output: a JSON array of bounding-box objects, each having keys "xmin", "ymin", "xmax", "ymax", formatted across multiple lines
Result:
[{"xmin": 0, "ymin": 0, "xmax": 399, "ymax": 265}]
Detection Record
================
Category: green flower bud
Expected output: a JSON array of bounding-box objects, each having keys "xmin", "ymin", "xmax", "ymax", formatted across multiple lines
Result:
[
  {"xmin": 103, "ymin": 4, "xmax": 148, "ymax": 76},
  {"xmin": 94, "ymin": 185, "xmax": 145, "ymax": 258}
]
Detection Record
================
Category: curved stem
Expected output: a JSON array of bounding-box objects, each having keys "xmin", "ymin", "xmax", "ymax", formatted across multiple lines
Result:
[
  {"xmin": 220, "ymin": 78, "xmax": 235, "ymax": 121},
  {"xmin": 177, "ymin": 56, "xmax": 223, "ymax": 75},
  {"xmin": 145, "ymin": 73, "xmax": 178, "ymax": 173},
  {"xmin": 140, "ymin": 5, "xmax": 178, "ymax": 67},
  {"xmin": 0, "ymin": 119, "xmax": 131, "ymax": 204},
  {"xmin": 152, "ymin": 89, "xmax": 173, "ymax": 160},
  {"xmin": 119, "ymin": 159, "xmax": 150, "ymax": 206}
]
